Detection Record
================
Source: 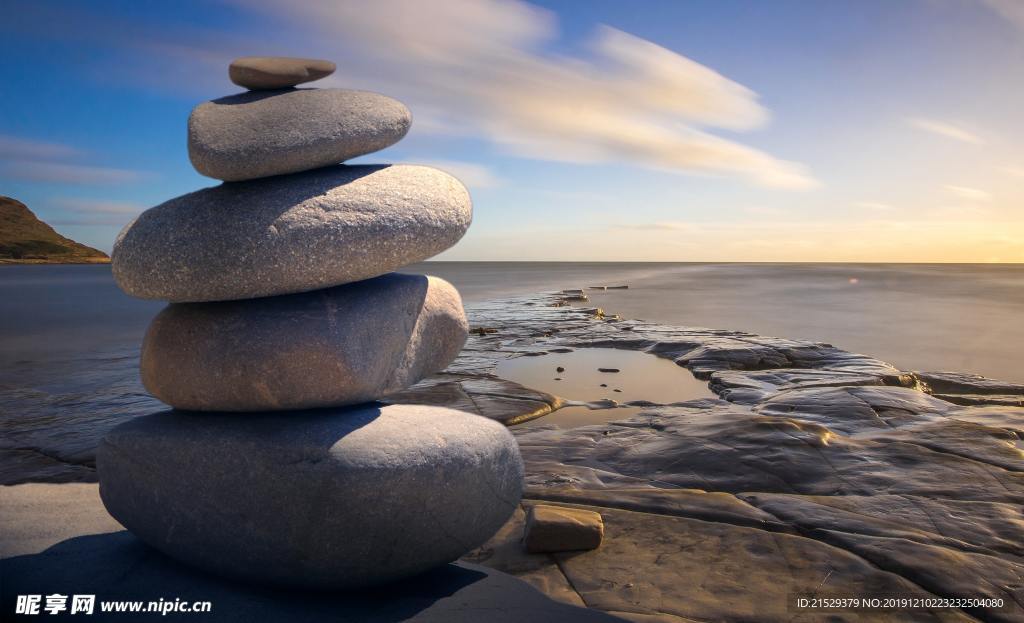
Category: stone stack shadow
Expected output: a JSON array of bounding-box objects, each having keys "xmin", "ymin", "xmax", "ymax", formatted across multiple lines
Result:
[{"xmin": 100, "ymin": 56, "xmax": 524, "ymax": 589}]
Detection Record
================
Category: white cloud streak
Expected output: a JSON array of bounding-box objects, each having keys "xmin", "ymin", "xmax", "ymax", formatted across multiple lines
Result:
[
  {"xmin": 0, "ymin": 134, "xmax": 150, "ymax": 186},
  {"xmin": 235, "ymin": 0, "xmax": 817, "ymax": 189},
  {"xmin": 907, "ymin": 118, "xmax": 984, "ymax": 144},
  {"xmin": 0, "ymin": 135, "xmax": 81, "ymax": 160},
  {"xmin": 742, "ymin": 205, "xmax": 791, "ymax": 217},
  {"xmin": 852, "ymin": 201, "xmax": 894, "ymax": 211},
  {"xmin": 944, "ymin": 184, "xmax": 992, "ymax": 201},
  {"xmin": 53, "ymin": 197, "xmax": 145, "ymax": 215},
  {"xmin": 0, "ymin": 161, "xmax": 147, "ymax": 185},
  {"xmin": 980, "ymin": 0, "xmax": 1024, "ymax": 33},
  {"xmin": 400, "ymin": 159, "xmax": 503, "ymax": 189},
  {"xmin": 611, "ymin": 221, "xmax": 699, "ymax": 232}
]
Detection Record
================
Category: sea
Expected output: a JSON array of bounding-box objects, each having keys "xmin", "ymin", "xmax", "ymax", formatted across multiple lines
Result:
[{"xmin": 2, "ymin": 262, "xmax": 1022, "ymax": 483}]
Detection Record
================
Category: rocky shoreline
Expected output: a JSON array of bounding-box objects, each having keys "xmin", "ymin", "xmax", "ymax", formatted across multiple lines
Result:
[
  {"xmin": 3, "ymin": 288, "xmax": 1023, "ymax": 620},
  {"xmin": 444, "ymin": 291, "xmax": 1024, "ymax": 622}
]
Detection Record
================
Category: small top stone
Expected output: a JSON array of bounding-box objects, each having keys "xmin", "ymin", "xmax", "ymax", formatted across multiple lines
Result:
[{"xmin": 229, "ymin": 56, "xmax": 335, "ymax": 90}]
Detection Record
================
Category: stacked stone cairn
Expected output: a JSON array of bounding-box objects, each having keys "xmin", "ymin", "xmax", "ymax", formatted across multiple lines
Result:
[{"xmin": 97, "ymin": 57, "xmax": 524, "ymax": 589}]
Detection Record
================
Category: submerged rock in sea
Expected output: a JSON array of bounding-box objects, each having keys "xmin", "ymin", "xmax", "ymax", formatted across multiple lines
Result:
[
  {"xmin": 97, "ymin": 404, "xmax": 524, "ymax": 589},
  {"xmin": 189, "ymin": 88, "xmax": 411, "ymax": 181},
  {"xmin": 112, "ymin": 165, "xmax": 471, "ymax": 302},
  {"xmin": 140, "ymin": 274, "xmax": 468, "ymax": 412}
]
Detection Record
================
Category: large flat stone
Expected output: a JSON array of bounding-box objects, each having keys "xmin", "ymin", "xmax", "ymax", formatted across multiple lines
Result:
[
  {"xmin": 471, "ymin": 503, "xmax": 970, "ymax": 622},
  {"xmin": 516, "ymin": 403, "xmax": 1024, "ymax": 502},
  {"xmin": 113, "ymin": 165, "xmax": 471, "ymax": 302},
  {"xmin": 188, "ymin": 88, "xmax": 410, "ymax": 181},
  {"xmin": 97, "ymin": 404, "xmax": 524, "ymax": 590},
  {"xmin": 141, "ymin": 273, "xmax": 467, "ymax": 412},
  {"xmin": 229, "ymin": 56, "xmax": 335, "ymax": 90}
]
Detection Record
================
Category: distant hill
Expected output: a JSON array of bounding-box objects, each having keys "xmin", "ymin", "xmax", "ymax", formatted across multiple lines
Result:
[{"xmin": 0, "ymin": 196, "xmax": 110, "ymax": 264}]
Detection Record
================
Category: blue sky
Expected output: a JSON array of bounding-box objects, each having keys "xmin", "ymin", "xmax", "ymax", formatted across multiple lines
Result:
[{"xmin": 1, "ymin": 0, "xmax": 1022, "ymax": 261}]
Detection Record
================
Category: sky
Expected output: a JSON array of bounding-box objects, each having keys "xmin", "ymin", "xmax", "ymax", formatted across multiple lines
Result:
[{"xmin": 0, "ymin": 0, "xmax": 1022, "ymax": 262}]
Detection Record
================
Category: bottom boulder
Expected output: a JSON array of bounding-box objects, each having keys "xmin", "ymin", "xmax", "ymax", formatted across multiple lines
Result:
[{"xmin": 97, "ymin": 404, "xmax": 523, "ymax": 589}]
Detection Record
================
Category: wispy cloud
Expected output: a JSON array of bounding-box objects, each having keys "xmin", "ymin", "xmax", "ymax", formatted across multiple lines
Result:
[
  {"xmin": 852, "ymin": 201, "xmax": 894, "ymax": 211},
  {"xmin": 610, "ymin": 221, "xmax": 698, "ymax": 232},
  {"xmin": 48, "ymin": 216, "xmax": 136, "ymax": 226},
  {"xmin": 0, "ymin": 161, "xmax": 148, "ymax": 185},
  {"xmin": 1001, "ymin": 165, "xmax": 1024, "ymax": 178},
  {"xmin": 907, "ymin": 118, "xmax": 984, "ymax": 144},
  {"xmin": 933, "ymin": 204, "xmax": 992, "ymax": 219},
  {"xmin": 742, "ymin": 205, "xmax": 790, "ymax": 217},
  {"xmin": 41, "ymin": 196, "xmax": 145, "ymax": 226},
  {"xmin": 980, "ymin": 0, "xmax": 1024, "ymax": 33},
  {"xmin": 53, "ymin": 197, "xmax": 145, "ymax": 214},
  {"xmin": 4, "ymin": 0, "xmax": 816, "ymax": 190},
  {"xmin": 944, "ymin": 184, "xmax": 991, "ymax": 201},
  {"xmin": 44, "ymin": 198, "xmax": 145, "ymax": 226},
  {"xmin": 234, "ymin": 0, "xmax": 816, "ymax": 189},
  {"xmin": 0, "ymin": 135, "xmax": 81, "ymax": 160},
  {"xmin": 401, "ymin": 159, "xmax": 503, "ymax": 189},
  {"xmin": 0, "ymin": 134, "xmax": 150, "ymax": 185}
]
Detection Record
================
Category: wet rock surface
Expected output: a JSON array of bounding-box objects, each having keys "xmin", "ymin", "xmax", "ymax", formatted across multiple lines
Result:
[{"xmin": 440, "ymin": 292, "xmax": 1024, "ymax": 622}]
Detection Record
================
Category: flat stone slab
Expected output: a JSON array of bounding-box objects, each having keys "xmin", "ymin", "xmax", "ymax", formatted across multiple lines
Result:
[
  {"xmin": 97, "ymin": 404, "xmax": 523, "ymax": 589},
  {"xmin": 470, "ymin": 502, "xmax": 973, "ymax": 622},
  {"xmin": 509, "ymin": 404, "xmax": 1023, "ymax": 620},
  {"xmin": 141, "ymin": 274, "xmax": 467, "ymax": 411},
  {"xmin": 915, "ymin": 370, "xmax": 1024, "ymax": 407},
  {"xmin": 189, "ymin": 88, "xmax": 410, "ymax": 181},
  {"xmin": 229, "ymin": 56, "xmax": 335, "ymax": 90},
  {"xmin": 112, "ymin": 165, "xmax": 471, "ymax": 302},
  {"xmin": 0, "ymin": 487, "xmax": 619, "ymax": 623}
]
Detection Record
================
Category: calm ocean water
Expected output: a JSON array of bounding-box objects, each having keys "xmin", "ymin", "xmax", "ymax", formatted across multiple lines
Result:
[{"xmin": 2, "ymin": 262, "xmax": 1022, "ymax": 482}]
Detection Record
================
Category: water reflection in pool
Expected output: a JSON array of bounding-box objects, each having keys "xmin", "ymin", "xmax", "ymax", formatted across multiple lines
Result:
[{"xmin": 496, "ymin": 347, "xmax": 713, "ymax": 428}]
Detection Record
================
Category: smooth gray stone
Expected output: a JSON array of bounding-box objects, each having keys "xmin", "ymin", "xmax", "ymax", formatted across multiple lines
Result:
[
  {"xmin": 96, "ymin": 404, "xmax": 525, "ymax": 590},
  {"xmin": 141, "ymin": 273, "xmax": 467, "ymax": 412},
  {"xmin": 112, "ymin": 165, "xmax": 471, "ymax": 302},
  {"xmin": 229, "ymin": 56, "xmax": 335, "ymax": 90},
  {"xmin": 188, "ymin": 88, "xmax": 410, "ymax": 181}
]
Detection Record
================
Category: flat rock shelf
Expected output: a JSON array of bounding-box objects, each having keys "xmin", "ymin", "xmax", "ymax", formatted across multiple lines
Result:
[
  {"xmin": 4, "ymin": 290, "xmax": 1024, "ymax": 621},
  {"xmin": 404, "ymin": 291, "xmax": 1024, "ymax": 623}
]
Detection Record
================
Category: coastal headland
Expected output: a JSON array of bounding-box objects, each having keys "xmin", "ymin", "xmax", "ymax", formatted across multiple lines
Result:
[{"xmin": 0, "ymin": 197, "xmax": 109, "ymax": 264}]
